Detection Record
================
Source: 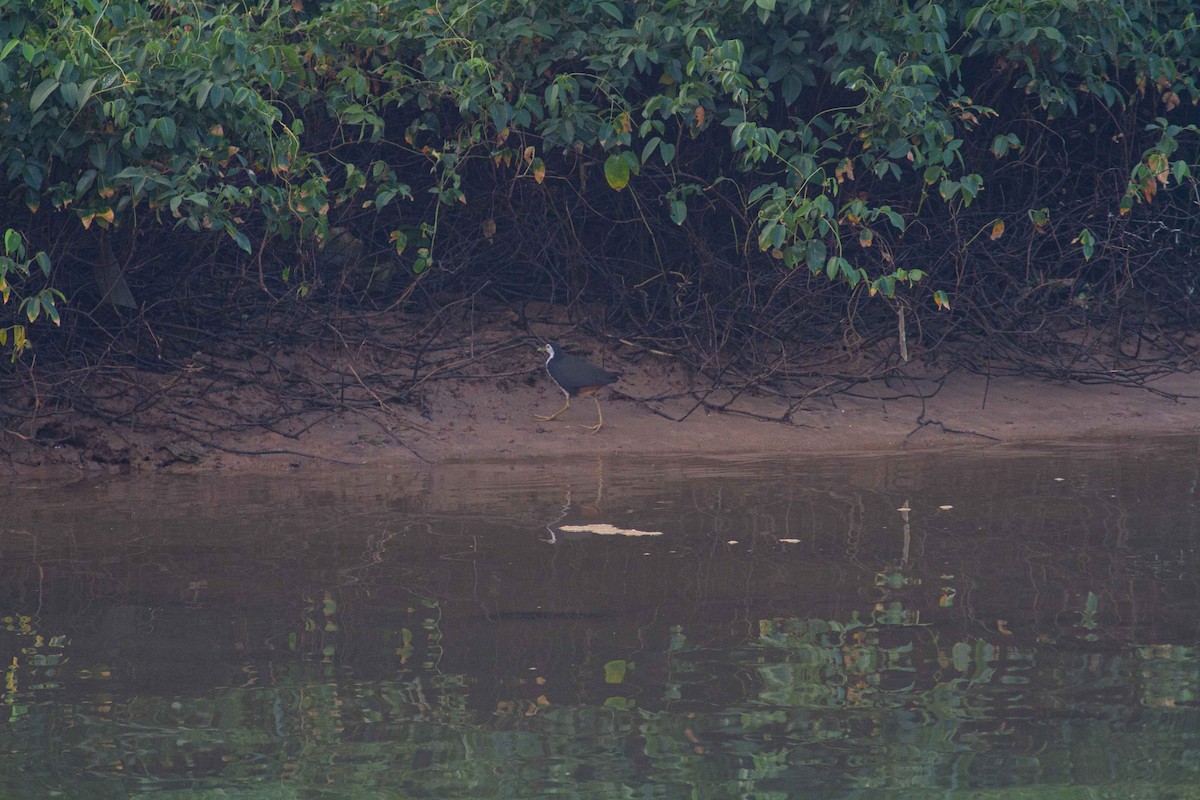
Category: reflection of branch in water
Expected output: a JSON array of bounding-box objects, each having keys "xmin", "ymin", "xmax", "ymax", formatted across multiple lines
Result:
[
  {"xmin": 543, "ymin": 487, "xmax": 571, "ymax": 544},
  {"xmin": 593, "ymin": 457, "xmax": 606, "ymax": 507},
  {"xmin": 543, "ymin": 459, "xmax": 611, "ymax": 543},
  {"xmin": 337, "ymin": 526, "xmax": 401, "ymax": 593},
  {"xmin": 837, "ymin": 490, "xmax": 866, "ymax": 562},
  {"xmin": 35, "ymin": 562, "xmax": 44, "ymax": 618}
]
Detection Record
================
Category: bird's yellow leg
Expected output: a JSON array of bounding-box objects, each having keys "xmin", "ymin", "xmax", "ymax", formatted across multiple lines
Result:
[
  {"xmin": 535, "ymin": 396, "xmax": 571, "ymax": 422},
  {"xmin": 585, "ymin": 394, "xmax": 604, "ymax": 434}
]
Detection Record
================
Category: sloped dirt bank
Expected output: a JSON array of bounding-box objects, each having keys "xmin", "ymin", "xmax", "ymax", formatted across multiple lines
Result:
[{"xmin": 4, "ymin": 309, "xmax": 1197, "ymax": 478}]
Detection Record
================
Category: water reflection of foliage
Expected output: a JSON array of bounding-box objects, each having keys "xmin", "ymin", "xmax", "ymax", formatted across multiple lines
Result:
[
  {"xmin": 645, "ymin": 613, "xmax": 1200, "ymax": 796},
  {"xmin": 0, "ymin": 620, "xmax": 1195, "ymax": 796},
  {"xmin": 1, "ymin": 612, "xmax": 69, "ymax": 721}
]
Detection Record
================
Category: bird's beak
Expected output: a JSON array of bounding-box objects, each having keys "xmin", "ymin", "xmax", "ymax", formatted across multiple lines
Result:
[{"xmin": 536, "ymin": 344, "xmax": 549, "ymax": 354}]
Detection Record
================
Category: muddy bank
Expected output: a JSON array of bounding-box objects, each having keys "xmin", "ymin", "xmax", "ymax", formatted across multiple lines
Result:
[{"xmin": 4, "ymin": 330, "xmax": 1197, "ymax": 477}]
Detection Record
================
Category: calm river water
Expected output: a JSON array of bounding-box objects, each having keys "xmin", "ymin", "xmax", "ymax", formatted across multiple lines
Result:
[{"xmin": 2, "ymin": 437, "xmax": 1198, "ymax": 798}]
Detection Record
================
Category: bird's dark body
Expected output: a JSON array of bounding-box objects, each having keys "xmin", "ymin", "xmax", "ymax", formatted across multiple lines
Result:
[{"xmin": 544, "ymin": 342, "xmax": 619, "ymax": 397}]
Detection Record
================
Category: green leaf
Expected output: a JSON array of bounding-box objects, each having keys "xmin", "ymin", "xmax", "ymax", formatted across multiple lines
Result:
[
  {"xmin": 747, "ymin": 183, "xmax": 774, "ymax": 204},
  {"xmin": 669, "ymin": 199, "xmax": 687, "ymax": 225},
  {"xmin": 641, "ymin": 137, "xmax": 660, "ymax": 164},
  {"xmin": 157, "ymin": 116, "xmax": 177, "ymax": 147},
  {"xmin": 58, "ymin": 82, "xmax": 79, "ymax": 109},
  {"xmin": 659, "ymin": 142, "xmax": 675, "ymax": 164},
  {"xmin": 806, "ymin": 239, "xmax": 826, "ymax": 274},
  {"xmin": 22, "ymin": 161, "xmax": 43, "ymax": 191},
  {"xmin": 30, "ymin": 78, "xmax": 59, "ymax": 111},
  {"xmin": 78, "ymin": 77, "xmax": 98, "ymax": 108},
  {"xmin": 232, "ymin": 229, "xmax": 252, "ymax": 254},
  {"xmin": 3, "ymin": 229, "xmax": 20, "ymax": 256},
  {"xmin": 598, "ymin": 1, "xmax": 623, "ymax": 22},
  {"xmin": 604, "ymin": 153, "xmax": 630, "ymax": 191},
  {"xmin": 195, "ymin": 79, "xmax": 213, "ymax": 109},
  {"xmin": 826, "ymin": 256, "xmax": 840, "ymax": 280},
  {"xmin": 75, "ymin": 170, "xmax": 96, "ymax": 196},
  {"xmin": 488, "ymin": 100, "xmax": 511, "ymax": 132},
  {"xmin": 1074, "ymin": 227, "xmax": 1095, "ymax": 260},
  {"xmin": 781, "ymin": 72, "xmax": 802, "ymax": 106},
  {"xmin": 40, "ymin": 290, "xmax": 60, "ymax": 325},
  {"xmin": 35, "ymin": 251, "xmax": 51, "ymax": 277},
  {"xmin": 959, "ymin": 173, "xmax": 983, "ymax": 199},
  {"xmin": 604, "ymin": 659, "xmax": 628, "ymax": 684},
  {"xmin": 0, "ymin": 39, "xmax": 19, "ymax": 63},
  {"xmin": 621, "ymin": 150, "xmax": 641, "ymax": 174}
]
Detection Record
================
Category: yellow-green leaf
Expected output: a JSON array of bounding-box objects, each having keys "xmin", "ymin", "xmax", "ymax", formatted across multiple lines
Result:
[
  {"xmin": 604, "ymin": 154, "xmax": 630, "ymax": 191},
  {"xmin": 604, "ymin": 659, "xmax": 627, "ymax": 684}
]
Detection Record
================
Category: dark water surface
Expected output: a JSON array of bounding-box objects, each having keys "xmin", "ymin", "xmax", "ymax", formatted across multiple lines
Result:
[{"xmin": 2, "ymin": 438, "xmax": 1199, "ymax": 798}]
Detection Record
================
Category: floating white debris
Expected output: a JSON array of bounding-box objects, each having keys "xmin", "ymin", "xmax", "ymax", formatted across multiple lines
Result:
[
  {"xmin": 1054, "ymin": 477, "xmax": 1065, "ymax": 482},
  {"xmin": 559, "ymin": 524, "xmax": 664, "ymax": 537},
  {"xmin": 779, "ymin": 538, "xmax": 801, "ymax": 544},
  {"xmin": 726, "ymin": 539, "xmax": 739, "ymax": 545},
  {"xmin": 938, "ymin": 505, "xmax": 953, "ymax": 510}
]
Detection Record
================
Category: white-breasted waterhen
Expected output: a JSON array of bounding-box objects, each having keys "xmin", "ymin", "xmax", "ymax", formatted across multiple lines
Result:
[{"xmin": 536, "ymin": 342, "xmax": 620, "ymax": 434}]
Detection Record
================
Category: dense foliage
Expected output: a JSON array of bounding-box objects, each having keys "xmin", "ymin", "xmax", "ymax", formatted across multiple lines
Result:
[{"xmin": 1, "ymin": 0, "xmax": 1198, "ymax": 378}]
